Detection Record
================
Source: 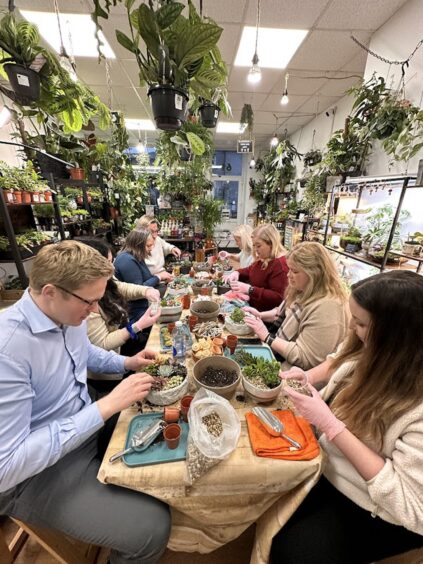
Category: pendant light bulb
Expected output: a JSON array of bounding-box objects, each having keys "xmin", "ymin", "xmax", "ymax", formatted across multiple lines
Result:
[
  {"xmin": 270, "ymin": 135, "xmax": 279, "ymax": 147},
  {"xmin": 247, "ymin": 53, "xmax": 261, "ymax": 84},
  {"xmin": 136, "ymin": 140, "xmax": 145, "ymax": 153},
  {"xmin": 280, "ymin": 73, "xmax": 289, "ymax": 105},
  {"xmin": 249, "ymin": 157, "xmax": 256, "ymax": 168}
]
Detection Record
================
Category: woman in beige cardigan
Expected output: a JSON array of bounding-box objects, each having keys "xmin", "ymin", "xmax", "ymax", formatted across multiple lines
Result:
[
  {"xmin": 272, "ymin": 270, "xmax": 423, "ymax": 563},
  {"xmin": 244, "ymin": 242, "xmax": 348, "ymax": 370},
  {"xmin": 80, "ymin": 239, "xmax": 161, "ymax": 391}
]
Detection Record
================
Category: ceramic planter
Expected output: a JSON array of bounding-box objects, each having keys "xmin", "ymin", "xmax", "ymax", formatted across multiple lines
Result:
[
  {"xmin": 70, "ymin": 168, "xmax": 85, "ymax": 180},
  {"xmin": 193, "ymin": 356, "xmax": 241, "ymax": 399},
  {"xmin": 241, "ymin": 373, "xmax": 282, "ymax": 403},
  {"xmin": 148, "ymin": 85, "xmax": 188, "ymax": 131}
]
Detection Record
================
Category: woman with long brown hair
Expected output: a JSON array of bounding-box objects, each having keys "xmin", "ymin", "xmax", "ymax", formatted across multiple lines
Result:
[
  {"xmin": 270, "ymin": 270, "xmax": 423, "ymax": 563},
  {"xmin": 244, "ymin": 242, "xmax": 348, "ymax": 369},
  {"xmin": 225, "ymin": 223, "xmax": 288, "ymax": 311}
]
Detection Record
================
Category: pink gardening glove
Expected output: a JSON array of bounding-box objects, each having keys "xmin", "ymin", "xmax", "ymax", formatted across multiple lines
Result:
[
  {"xmin": 244, "ymin": 316, "xmax": 268, "ymax": 341},
  {"xmin": 279, "ymin": 366, "xmax": 309, "ymax": 386},
  {"xmin": 224, "ymin": 271, "xmax": 239, "ymax": 284},
  {"xmin": 283, "ymin": 385, "xmax": 346, "ymax": 441},
  {"xmin": 230, "ymin": 280, "xmax": 250, "ymax": 294}
]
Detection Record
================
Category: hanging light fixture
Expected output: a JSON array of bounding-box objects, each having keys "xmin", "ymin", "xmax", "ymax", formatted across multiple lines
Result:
[
  {"xmin": 249, "ymin": 157, "xmax": 256, "ymax": 168},
  {"xmin": 247, "ymin": 0, "xmax": 262, "ymax": 84},
  {"xmin": 136, "ymin": 130, "xmax": 145, "ymax": 153},
  {"xmin": 280, "ymin": 73, "xmax": 289, "ymax": 105},
  {"xmin": 54, "ymin": 0, "xmax": 77, "ymax": 82},
  {"xmin": 270, "ymin": 114, "xmax": 279, "ymax": 147},
  {"xmin": 0, "ymin": 106, "xmax": 12, "ymax": 128}
]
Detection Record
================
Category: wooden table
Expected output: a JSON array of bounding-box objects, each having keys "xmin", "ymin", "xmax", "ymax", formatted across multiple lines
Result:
[{"xmin": 97, "ymin": 306, "xmax": 323, "ymax": 564}]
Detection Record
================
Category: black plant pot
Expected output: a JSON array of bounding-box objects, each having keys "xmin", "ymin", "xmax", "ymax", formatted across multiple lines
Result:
[
  {"xmin": 4, "ymin": 64, "xmax": 40, "ymax": 103},
  {"xmin": 216, "ymin": 284, "xmax": 231, "ymax": 295},
  {"xmin": 199, "ymin": 102, "xmax": 220, "ymax": 128},
  {"xmin": 180, "ymin": 265, "xmax": 191, "ymax": 275},
  {"xmin": 179, "ymin": 146, "xmax": 191, "ymax": 161},
  {"xmin": 148, "ymin": 85, "xmax": 188, "ymax": 131},
  {"xmin": 36, "ymin": 153, "xmax": 69, "ymax": 180}
]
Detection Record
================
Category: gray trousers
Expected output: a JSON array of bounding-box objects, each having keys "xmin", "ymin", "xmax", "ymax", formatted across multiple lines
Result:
[{"xmin": 0, "ymin": 423, "xmax": 171, "ymax": 564}]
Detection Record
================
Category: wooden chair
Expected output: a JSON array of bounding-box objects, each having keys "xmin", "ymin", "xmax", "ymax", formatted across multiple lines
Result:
[{"xmin": 1, "ymin": 517, "xmax": 109, "ymax": 564}]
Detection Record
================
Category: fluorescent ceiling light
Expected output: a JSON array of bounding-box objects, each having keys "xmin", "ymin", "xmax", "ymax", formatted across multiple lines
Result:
[
  {"xmin": 20, "ymin": 11, "xmax": 115, "ymax": 58},
  {"xmin": 125, "ymin": 119, "xmax": 156, "ymax": 131},
  {"xmin": 216, "ymin": 122, "xmax": 247, "ymax": 134},
  {"xmin": 235, "ymin": 27, "xmax": 308, "ymax": 69}
]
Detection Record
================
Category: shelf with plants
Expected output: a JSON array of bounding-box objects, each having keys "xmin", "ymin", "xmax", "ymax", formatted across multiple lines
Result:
[{"xmin": 323, "ymin": 174, "xmax": 421, "ymax": 274}]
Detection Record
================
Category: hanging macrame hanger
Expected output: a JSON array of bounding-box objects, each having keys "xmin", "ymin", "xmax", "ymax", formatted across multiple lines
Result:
[{"xmin": 311, "ymin": 129, "xmax": 316, "ymax": 151}]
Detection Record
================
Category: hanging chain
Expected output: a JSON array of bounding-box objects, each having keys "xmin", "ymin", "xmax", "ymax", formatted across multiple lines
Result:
[
  {"xmin": 254, "ymin": 0, "xmax": 261, "ymax": 55},
  {"xmin": 105, "ymin": 58, "xmax": 113, "ymax": 109},
  {"xmin": 351, "ymin": 34, "xmax": 423, "ymax": 78}
]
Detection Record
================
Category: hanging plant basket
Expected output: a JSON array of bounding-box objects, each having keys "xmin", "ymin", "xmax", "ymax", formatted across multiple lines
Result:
[
  {"xmin": 148, "ymin": 85, "xmax": 189, "ymax": 131},
  {"xmin": 4, "ymin": 64, "xmax": 40, "ymax": 103},
  {"xmin": 199, "ymin": 102, "xmax": 220, "ymax": 128}
]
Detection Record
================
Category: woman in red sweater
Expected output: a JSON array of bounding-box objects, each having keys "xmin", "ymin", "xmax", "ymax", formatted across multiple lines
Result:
[{"xmin": 225, "ymin": 223, "xmax": 289, "ymax": 311}]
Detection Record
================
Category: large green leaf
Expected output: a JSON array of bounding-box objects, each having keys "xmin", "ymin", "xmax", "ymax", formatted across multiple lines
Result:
[
  {"xmin": 156, "ymin": 3, "xmax": 185, "ymax": 29},
  {"xmin": 115, "ymin": 30, "xmax": 137, "ymax": 54},
  {"xmin": 137, "ymin": 4, "xmax": 161, "ymax": 61},
  {"xmin": 174, "ymin": 22, "xmax": 222, "ymax": 69},
  {"xmin": 186, "ymin": 132, "xmax": 205, "ymax": 155}
]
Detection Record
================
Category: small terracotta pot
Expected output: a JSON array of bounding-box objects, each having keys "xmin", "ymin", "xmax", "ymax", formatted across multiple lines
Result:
[
  {"xmin": 167, "ymin": 322, "xmax": 176, "ymax": 334},
  {"xmin": 14, "ymin": 191, "xmax": 22, "ymax": 203},
  {"xmin": 200, "ymin": 287, "xmax": 212, "ymax": 296},
  {"xmin": 182, "ymin": 293, "xmax": 191, "ymax": 310},
  {"xmin": 226, "ymin": 334, "xmax": 238, "ymax": 354},
  {"xmin": 44, "ymin": 191, "xmax": 52, "ymax": 202},
  {"xmin": 164, "ymin": 406, "xmax": 180, "ymax": 423},
  {"xmin": 180, "ymin": 395, "xmax": 193, "ymax": 423},
  {"xmin": 163, "ymin": 423, "xmax": 181, "ymax": 449},
  {"xmin": 31, "ymin": 192, "xmax": 40, "ymax": 203},
  {"xmin": 212, "ymin": 337, "xmax": 224, "ymax": 348},
  {"xmin": 188, "ymin": 315, "xmax": 198, "ymax": 331},
  {"xmin": 3, "ymin": 190, "xmax": 14, "ymax": 203},
  {"xmin": 22, "ymin": 191, "xmax": 31, "ymax": 204},
  {"xmin": 70, "ymin": 167, "xmax": 85, "ymax": 180}
]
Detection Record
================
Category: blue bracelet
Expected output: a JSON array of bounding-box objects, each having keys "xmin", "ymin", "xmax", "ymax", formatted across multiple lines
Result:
[{"xmin": 126, "ymin": 323, "xmax": 137, "ymax": 340}]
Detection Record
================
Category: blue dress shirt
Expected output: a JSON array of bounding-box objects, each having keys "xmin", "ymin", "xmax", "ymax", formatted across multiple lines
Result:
[{"xmin": 0, "ymin": 290, "xmax": 126, "ymax": 492}]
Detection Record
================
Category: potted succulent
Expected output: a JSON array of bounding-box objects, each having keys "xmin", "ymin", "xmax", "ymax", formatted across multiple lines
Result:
[
  {"xmin": 402, "ymin": 232, "xmax": 423, "ymax": 256},
  {"xmin": 340, "ymin": 226, "xmax": 362, "ymax": 253},
  {"xmin": 241, "ymin": 356, "xmax": 282, "ymax": 403},
  {"xmin": 93, "ymin": 0, "xmax": 227, "ymax": 131},
  {"xmin": 224, "ymin": 307, "xmax": 253, "ymax": 336},
  {"xmin": 214, "ymin": 276, "xmax": 230, "ymax": 295}
]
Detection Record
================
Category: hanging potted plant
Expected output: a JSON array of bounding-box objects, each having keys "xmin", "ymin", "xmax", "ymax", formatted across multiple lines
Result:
[
  {"xmin": 240, "ymin": 104, "xmax": 254, "ymax": 139},
  {"xmin": 93, "ymin": 0, "xmax": 227, "ymax": 131},
  {"xmin": 0, "ymin": 14, "xmax": 42, "ymax": 103}
]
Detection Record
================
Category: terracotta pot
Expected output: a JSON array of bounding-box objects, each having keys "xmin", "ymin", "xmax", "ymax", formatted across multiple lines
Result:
[
  {"xmin": 22, "ymin": 191, "xmax": 31, "ymax": 204},
  {"xmin": 31, "ymin": 192, "xmax": 40, "ymax": 203},
  {"xmin": 14, "ymin": 191, "xmax": 22, "ymax": 203},
  {"xmin": 164, "ymin": 407, "xmax": 180, "ymax": 424},
  {"xmin": 3, "ymin": 190, "xmax": 14, "ymax": 203},
  {"xmin": 109, "ymin": 207, "xmax": 119, "ymax": 219},
  {"xmin": 76, "ymin": 196, "xmax": 83, "ymax": 205},
  {"xmin": 163, "ymin": 423, "xmax": 181, "ymax": 449},
  {"xmin": 44, "ymin": 191, "xmax": 52, "ymax": 202},
  {"xmin": 180, "ymin": 395, "xmax": 193, "ymax": 423},
  {"xmin": 188, "ymin": 315, "xmax": 198, "ymax": 331},
  {"xmin": 226, "ymin": 335, "xmax": 238, "ymax": 354},
  {"xmin": 181, "ymin": 294, "xmax": 191, "ymax": 310},
  {"xmin": 70, "ymin": 167, "xmax": 85, "ymax": 180}
]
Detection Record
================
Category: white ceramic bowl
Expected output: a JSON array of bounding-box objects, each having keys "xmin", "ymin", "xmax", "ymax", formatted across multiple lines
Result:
[
  {"xmin": 146, "ymin": 376, "xmax": 189, "ymax": 406},
  {"xmin": 241, "ymin": 373, "xmax": 282, "ymax": 403},
  {"xmin": 160, "ymin": 303, "xmax": 183, "ymax": 316},
  {"xmin": 224, "ymin": 317, "xmax": 253, "ymax": 336}
]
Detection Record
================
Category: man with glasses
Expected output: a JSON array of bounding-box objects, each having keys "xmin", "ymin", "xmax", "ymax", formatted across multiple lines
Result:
[
  {"xmin": 136, "ymin": 214, "xmax": 181, "ymax": 275},
  {"xmin": 0, "ymin": 241, "xmax": 170, "ymax": 563}
]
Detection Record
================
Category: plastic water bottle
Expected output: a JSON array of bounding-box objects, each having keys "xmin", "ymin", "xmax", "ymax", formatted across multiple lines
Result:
[
  {"xmin": 172, "ymin": 321, "xmax": 186, "ymax": 361},
  {"xmin": 180, "ymin": 320, "xmax": 192, "ymax": 351}
]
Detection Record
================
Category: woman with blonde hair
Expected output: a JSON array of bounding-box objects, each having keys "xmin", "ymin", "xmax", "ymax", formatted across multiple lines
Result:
[
  {"xmin": 218, "ymin": 224, "xmax": 253, "ymax": 268},
  {"xmin": 271, "ymin": 270, "xmax": 423, "ymax": 563},
  {"xmin": 244, "ymin": 242, "xmax": 348, "ymax": 369},
  {"xmin": 225, "ymin": 223, "xmax": 288, "ymax": 311}
]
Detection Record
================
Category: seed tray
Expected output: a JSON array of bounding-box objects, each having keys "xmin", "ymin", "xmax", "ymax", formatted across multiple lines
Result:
[{"xmin": 122, "ymin": 412, "xmax": 189, "ymax": 467}]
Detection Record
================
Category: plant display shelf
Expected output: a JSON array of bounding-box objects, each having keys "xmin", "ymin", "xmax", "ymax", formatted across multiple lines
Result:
[
  {"xmin": 5, "ymin": 201, "xmax": 55, "ymax": 207},
  {"xmin": 323, "ymin": 174, "xmax": 419, "ymax": 273}
]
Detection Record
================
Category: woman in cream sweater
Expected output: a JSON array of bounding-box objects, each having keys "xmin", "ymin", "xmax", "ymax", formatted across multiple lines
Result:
[
  {"xmin": 244, "ymin": 242, "xmax": 348, "ymax": 370},
  {"xmin": 80, "ymin": 239, "xmax": 161, "ymax": 391},
  {"xmin": 273, "ymin": 271, "xmax": 423, "ymax": 563}
]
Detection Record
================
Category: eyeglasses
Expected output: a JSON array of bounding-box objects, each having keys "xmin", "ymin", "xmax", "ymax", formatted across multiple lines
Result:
[{"xmin": 55, "ymin": 285, "xmax": 101, "ymax": 307}]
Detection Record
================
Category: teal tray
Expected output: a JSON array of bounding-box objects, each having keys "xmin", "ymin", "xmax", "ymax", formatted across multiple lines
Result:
[
  {"xmin": 226, "ymin": 344, "xmax": 275, "ymax": 364},
  {"xmin": 123, "ymin": 412, "xmax": 189, "ymax": 467}
]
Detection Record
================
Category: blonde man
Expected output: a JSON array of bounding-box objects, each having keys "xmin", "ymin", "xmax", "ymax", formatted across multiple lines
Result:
[
  {"xmin": 136, "ymin": 214, "xmax": 181, "ymax": 274},
  {"xmin": 0, "ymin": 241, "xmax": 170, "ymax": 563},
  {"xmin": 244, "ymin": 242, "xmax": 349, "ymax": 370}
]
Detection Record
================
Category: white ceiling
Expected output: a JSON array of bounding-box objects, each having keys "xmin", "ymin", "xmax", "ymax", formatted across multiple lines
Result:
[{"xmin": 12, "ymin": 0, "xmax": 410, "ymax": 152}]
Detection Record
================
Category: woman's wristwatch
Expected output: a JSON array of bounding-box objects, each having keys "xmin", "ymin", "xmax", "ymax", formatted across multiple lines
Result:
[{"xmin": 248, "ymin": 285, "xmax": 254, "ymax": 296}]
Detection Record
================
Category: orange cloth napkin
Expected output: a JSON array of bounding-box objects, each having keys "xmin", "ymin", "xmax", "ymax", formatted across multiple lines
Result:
[{"xmin": 245, "ymin": 409, "xmax": 320, "ymax": 461}]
